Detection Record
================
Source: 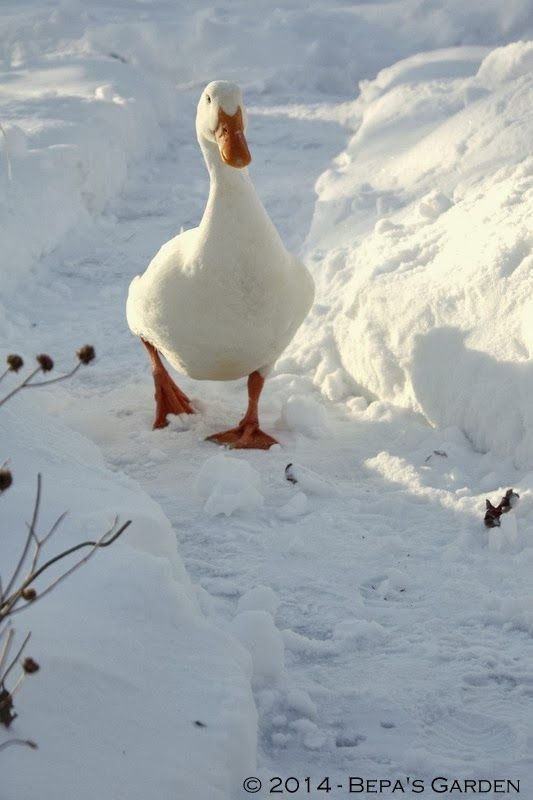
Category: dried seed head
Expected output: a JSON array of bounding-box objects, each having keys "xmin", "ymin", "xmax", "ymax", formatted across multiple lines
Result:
[
  {"xmin": 0, "ymin": 468, "xmax": 13, "ymax": 491},
  {"xmin": 22, "ymin": 657, "xmax": 40, "ymax": 674},
  {"xmin": 21, "ymin": 587, "xmax": 37, "ymax": 602},
  {"xmin": 0, "ymin": 687, "xmax": 16, "ymax": 727},
  {"xmin": 36, "ymin": 354, "xmax": 54, "ymax": 372},
  {"xmin": 76, "ymin": 344, "xmax": 95, "ymax": 365},
  {"xmin": 6, "ymin": 354, "xmax": 24, "ymax": 372},
  {"xmin": 503, "ymin": 488, "xmax": 520, "ymax": 509}
]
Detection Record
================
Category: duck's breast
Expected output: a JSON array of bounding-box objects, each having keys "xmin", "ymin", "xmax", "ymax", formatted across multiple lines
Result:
[{"xmin": 127, "ymin": 216, "xmax": 314, "ymax": 380}]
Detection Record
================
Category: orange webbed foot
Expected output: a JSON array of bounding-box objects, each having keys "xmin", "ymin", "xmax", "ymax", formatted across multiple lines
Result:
[
  {"xmin": 206, "ymin": 423, "xmax": 277, "ymax": 450},
  {"xmin": 142, "ymin": 338, "xmax": 195, "ymax": 429},
  {"xmin": 153, "ymin": 369, "xmax": 195, "ymax": 429}
]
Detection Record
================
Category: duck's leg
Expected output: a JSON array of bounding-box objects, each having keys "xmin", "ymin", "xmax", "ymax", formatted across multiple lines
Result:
[
  {"xmin": 142, "ymin": 339, "xmax": 195, "ymax": 429},
  {"xmin": 206, "ymin": 370, "xmax": 278, "ymax": 450}
]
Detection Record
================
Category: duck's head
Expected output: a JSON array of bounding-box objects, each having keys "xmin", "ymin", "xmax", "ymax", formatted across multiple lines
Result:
[{"xmin": 196, "ymin": 81, "xmax": 251, "ymax": 169}]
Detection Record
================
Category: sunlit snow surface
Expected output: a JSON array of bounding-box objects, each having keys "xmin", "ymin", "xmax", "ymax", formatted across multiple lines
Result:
[{"xmin": 1, "ymin": 1, "xmax": 533, "ymax": 798}]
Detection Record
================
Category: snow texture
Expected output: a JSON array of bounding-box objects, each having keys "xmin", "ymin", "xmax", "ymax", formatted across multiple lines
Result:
[
  {"xmin": 1, "ymin": 1, "xmax": 533, "ymax": 799},
  {"xmin": 304, "ymin": 40, "xmax": 533, "ymax": 467},
  {"xmin": 196, "ymin": 454, "xmax": 265, "ymax": 516}
]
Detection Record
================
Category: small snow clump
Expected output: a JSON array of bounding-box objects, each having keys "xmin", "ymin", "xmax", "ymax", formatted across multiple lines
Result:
[
  {"xmin": 237, "ymin": 585, "xmax": 281, "ymax": 617},
  {"xmin": 279, "ymin": 394, "xmax": 329, "ymax": 437},
  {"xmin": 195, "ymin": 453, "xmax": 264, "ymax": 516},
  {"xmin": 230, "ymin": 610, "xmax": 285, "ymax": 682}
]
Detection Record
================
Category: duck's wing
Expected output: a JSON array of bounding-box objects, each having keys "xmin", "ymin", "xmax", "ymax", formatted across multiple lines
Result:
[{"xmin": 126, "ymin": 228, "xmax": 198, "ymax": 340}]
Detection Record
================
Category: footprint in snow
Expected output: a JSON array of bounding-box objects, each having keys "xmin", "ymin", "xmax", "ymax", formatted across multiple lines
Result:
[
  {"xmin": 462, "ymin": 671, "xmax": 529, "ymax": 691},
  {"xmin": 335, "ymin": 733, "xmax": 366, "ymax": 748},
  {"xmin": 359, "ymin": 569, "xmax": 415, "ymax": 607},
  {"xmin": 418, "ymin": 710, "xmax": 518, "ymax": 761}
]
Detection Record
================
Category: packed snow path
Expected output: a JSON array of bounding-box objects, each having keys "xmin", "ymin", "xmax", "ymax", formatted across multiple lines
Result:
[{"xmin": 11, "ymin": 88, "xmax": 533, "ymax": 795}]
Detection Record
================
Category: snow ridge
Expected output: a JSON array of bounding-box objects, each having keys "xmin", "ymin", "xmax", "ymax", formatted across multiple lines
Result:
[{"xmin": 303, "ymin": 42, "xmax": 533, "ymax": 467}]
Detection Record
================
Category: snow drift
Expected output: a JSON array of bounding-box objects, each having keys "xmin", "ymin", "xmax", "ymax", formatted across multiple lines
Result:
[
  {"xmin": 304, "ymin": 42, "xmax": 533, "ymax": 467},
  {"xmin": 0, "ymin": 395, "xmax": 256, "ymax": 800}
]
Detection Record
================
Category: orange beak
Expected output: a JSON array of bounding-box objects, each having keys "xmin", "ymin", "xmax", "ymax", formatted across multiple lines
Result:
[{"xmin": 215, "ymin": 107, "xmax": 251, "ymax": 168}]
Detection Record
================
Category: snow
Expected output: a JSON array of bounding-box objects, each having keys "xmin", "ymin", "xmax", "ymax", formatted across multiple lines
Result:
[
  {"xmin": 196, "ymin": 454, "xmax": 265, "ymax": 517},
  {"xmin": 237, "ymin": 586, "xmax": 281, "ymax": 617},
  {"xmin": 1, "ymin": 0, "xmax": 533, "ymax": 798},
  {"xmin": 230, "ymin": 610, "xmax": 285, "ymax": 684},
  {"xmin": 0, "ymin": 396, "xmax": 256, "ymax": 800},
  {"xmin": 304, "ymin": 41, "xmax": 533, "ymax": 467},
  {"xmin": 278, "ymin": 394, "xmax": 330, "ymax": 438},
  {"xmin": 277, "ymin": 490, "xmax": 309, "ymax": 520}
]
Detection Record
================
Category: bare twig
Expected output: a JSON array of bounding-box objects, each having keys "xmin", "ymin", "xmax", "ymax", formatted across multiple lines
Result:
[
  {"xmin": 0, "ymin": 341, "xmax": 129, "ymax": 748},
  {"xmin": 0, "ymin": 366, "xmax": 41, "ymax": 409},
  {"xmin": 13, "ymin": 520, "xmax": 131, "ymax": 613},
  {"xmin": 14, "ymin": 520, "xmax": 131, "ymax": 613},
  {"xmin": 0, "ymin": 122, "xmax": 13, "ymax": 182},
  {"xmin": 3, "ymin": 475, "xmax": 42, "ymax": 599},
  {"xmin": 31, "ymin": 511, "xmax": 69, "ymax": 572},
  {"xmin": 0, "ymin": 629, "xmax": 14, "ymax": 676},
  {"xmin": 27, "ymin": 361, "xmax": 82, "ymax": 387},
  {"xmin": 1, "ymin": 633, "xmax": 31, "ymax": 686},
  {"xmin": 6, "ymin": 670, "xmax": 27, "ymax": 702},
  {"xmin": 32, "ymin": 518, "xmax": 128, "ymax": 579},
  {"xmin": 0, "ymin": 738, "xmax": 37, "ymax": 752},
  {"xmin": 0, "ymin": 346, "xmax": 95, "ymax": 409},
  {"xmin": 1, "ymin": 472, "xmax": 131, "ymax": 622},
  {"xmin": 1, "ymin": 517, "xmax": 131, "ymax": 620}
]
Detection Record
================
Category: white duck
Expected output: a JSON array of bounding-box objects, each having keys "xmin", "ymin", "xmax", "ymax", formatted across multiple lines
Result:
[{"xmin": 126, "ymin": 80, "xmax": 314, "ymax": 449}]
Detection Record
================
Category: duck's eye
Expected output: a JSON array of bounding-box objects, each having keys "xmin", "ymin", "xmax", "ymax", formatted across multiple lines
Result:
[{"xmin": 206, "ymin": 94, "xmax": 211, "ymax": 104}]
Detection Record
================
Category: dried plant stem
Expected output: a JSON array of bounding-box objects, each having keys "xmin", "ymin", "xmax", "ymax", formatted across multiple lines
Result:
[
  {"xmin": 0, "ymin": 123, "xmax": 12, "ymax": 182},
  {"xmin": 1, "ymin": 470, "xmax": 131, "ymax": 622},
  {"xmin": 0, "ymin": 472, "xmax": 130, "ymax": 741},
  {"xmin": 7, "ymin": 519, "xmax": 131, "ymax": 619},
  {"xmin": 6, "ymin": 671, "xmax": 27, "ymax": 701},
  {"xmin": 0, "ymin": 361, "xmax": 87, "ymax": 409},
  {"xmin": 0, "ymin": 366, "xmax": 41, "ymax": 409},
  {"xmin": 3, "ymin": 475, "xmax": 42, "ymax": 599},
  {"xmin": 27, "ymin": 361, "xmax": 83, "ymax": 387},
  {"xmin": 1, "ymin": 633, "xmax": 31, "ymax": 686},
  {"xmin": 0, "ymin": 342, "xmax": 126, "ymax": 748},
  {"xmin": 0, "ymin": 738, "xmax": 37, "ymax": 752},
  {"xmin": 1, "ymin": 474, "xmax": 131, "ymax": 623},
  {"xmin": 0, "ymin": 629, "xmax": 15, "ymax": 676},
  {"xmin": 30, "ymin": 511, "xmax": 68, "ymax": 573},
  {"xmin": 1, "ymin": 512, "xmax": 131, "ymax": 622}
]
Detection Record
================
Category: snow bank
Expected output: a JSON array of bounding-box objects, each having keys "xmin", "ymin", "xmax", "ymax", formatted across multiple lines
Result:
[
  {"xmin": 0, "ymin": 395, "xmax": 256, "ymax": 800},
  {"xmin": 304, "ymin": 42, "xmax": 533, "ymax": 467},
  {"xmin": 2, "ymin": 0, "xmax": 531, "ymax": 308},
  {"xmin": 0, "ymin": 49, "xmax": 176, "ymax": 302},
  {"xmin": 78, "ymin": 0, "xmax": 533, "ymax": 96},
  {"xmin": 0, "ymin": 7, "xmax": 260, "ymax": 775}
]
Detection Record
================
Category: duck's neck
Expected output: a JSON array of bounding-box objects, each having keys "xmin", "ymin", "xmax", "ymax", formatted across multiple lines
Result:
[{"xmin": 198, "ymin": 140, "xmax": 274, "ymax": 236}]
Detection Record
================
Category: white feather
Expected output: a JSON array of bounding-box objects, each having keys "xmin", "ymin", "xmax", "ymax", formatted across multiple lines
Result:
[{"xmin": 126, "ymin": 80, "xmax": 314, "ymax": 381}]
